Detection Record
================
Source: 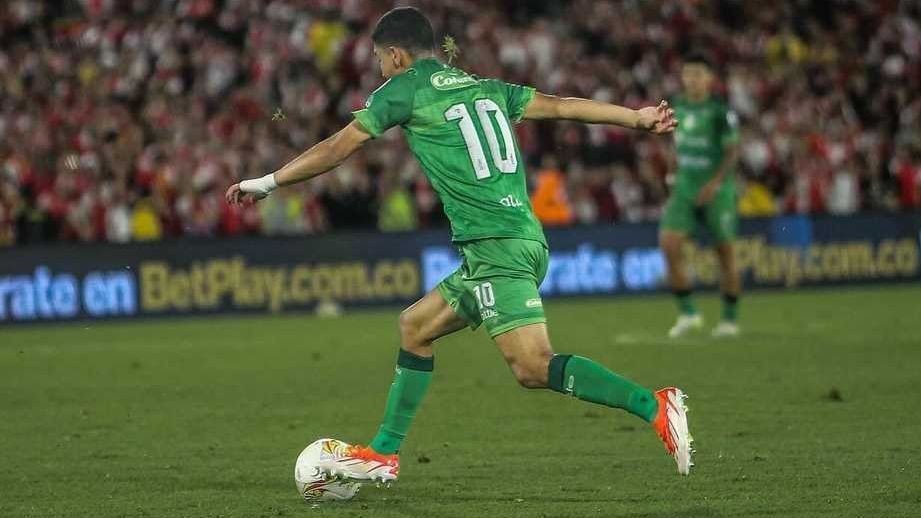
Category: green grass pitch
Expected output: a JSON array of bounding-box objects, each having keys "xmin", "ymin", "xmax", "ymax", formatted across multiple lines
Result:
[{"xmin": 2, "ymin": 286, "xmax": 919, "ymax": 518}]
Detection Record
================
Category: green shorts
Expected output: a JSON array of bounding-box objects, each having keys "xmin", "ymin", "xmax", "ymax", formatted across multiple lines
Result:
[
  {"xmin": 661, "ymin": 192, "xmax": 737, "ymax": 243},
  {"xmin": 437, "ymin": 238, "xmax": 549, "ymax": 338}
]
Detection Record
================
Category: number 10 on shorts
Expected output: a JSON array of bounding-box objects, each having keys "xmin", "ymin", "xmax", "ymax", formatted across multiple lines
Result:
[{"xmin": 473, "ymin": 282, "xmax": 495, "ymax": 309}]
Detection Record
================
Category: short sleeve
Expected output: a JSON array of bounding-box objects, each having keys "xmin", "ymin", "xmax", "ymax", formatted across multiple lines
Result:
[
  {"xmin": 720, "ymin": 105, "xmax": 740, "ymax": 146},
  {"xmin": 352, "ymin": 76, "xmax": 415, "ymax": 138},
  {"xmin": 503, "ymin": 81, "xmax": 536, "ymax": 123}
]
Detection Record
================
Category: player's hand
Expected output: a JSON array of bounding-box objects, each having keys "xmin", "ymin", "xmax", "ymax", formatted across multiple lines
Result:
[
  {"xmin": 636, "ymin": 101, "xmax": 678, "ymax": 134},
  {"xmin": 225, "ymin": 183, "xmax": 267, "ymax": 206},
  {"xmin": 695, "ymin": 180, "xmax": 720, "ymax": 206}
]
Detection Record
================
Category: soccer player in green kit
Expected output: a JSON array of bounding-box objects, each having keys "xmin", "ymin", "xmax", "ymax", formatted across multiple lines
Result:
[
  {"xmin": 660, "ymin": 52, "xmax": 742, "ymax": 339},
  {"xmin": 227, "ymin": 7, "xmax": 693, "ymax": 481}
]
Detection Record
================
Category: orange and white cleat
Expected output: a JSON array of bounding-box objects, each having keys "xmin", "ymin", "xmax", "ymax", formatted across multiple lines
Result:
[
  {"xmin": 653, "ymin": 387, "xmax": 694, "ymax": 475},
  {"xmin": 318, "ymin": 444, "xmax": 399, "ymax": 485}
]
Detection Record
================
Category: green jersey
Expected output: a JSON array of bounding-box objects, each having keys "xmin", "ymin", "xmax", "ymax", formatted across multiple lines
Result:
[
  {"xmin": 672, "ymin": 95, "xmax": 740, "ymax": 198},
  {"xmin": 352, "ymin": 58, "xmax": 545, "ymax": 244}
]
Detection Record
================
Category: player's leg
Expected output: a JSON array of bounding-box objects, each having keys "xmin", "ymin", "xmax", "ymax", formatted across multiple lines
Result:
[
  {"xmin": 708, "ymin": 196, "xmax": 741, "ymax": 337},
  {"xmin": 456, "ymin": 238, "xmax": 692, "ymax": 474},
  {"xmin": 322, "ymin": 282, "xmax": 471, "ymax": 483},
  {"xmin": 660, "ymin": 196, "xmax": 703, "ymax": 337},
  {"xmin": 492, "ymin": 322, "xmax": 693, "ymax": 474},
  {"xmin": 478, "ymin": 242, "xmax": 654, "ymax": 419},
  {"xmin": 660, "ymin": 229, "xmax": 693, "ymax": 300},
  {"xmin": 369, "ymin": 287, "xmax": 468, "ymax": 455},
  {"xmin": 468, "ymin": 236, "xmax": 690, "ymax": 472},
  {"xmin": 493, "ymin": 323, "xmax": 656, "ymax": 419}
]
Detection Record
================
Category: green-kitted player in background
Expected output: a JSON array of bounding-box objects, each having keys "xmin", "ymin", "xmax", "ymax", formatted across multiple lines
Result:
[
  {"xmin": 660, "ymin": 52, "xmax": 742, "ymax": 338},
  {"xmin": 228, "ymin": 7, "xmax": 693, "ymax": 484}
]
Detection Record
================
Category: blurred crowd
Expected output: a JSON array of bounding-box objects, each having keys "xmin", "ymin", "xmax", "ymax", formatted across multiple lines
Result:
[{"xmin": 1, "ymin": 0, "xmax": 920, "ymax": 246}]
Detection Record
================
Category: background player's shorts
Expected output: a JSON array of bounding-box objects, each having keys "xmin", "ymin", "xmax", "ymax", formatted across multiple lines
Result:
[
  {"xmin": 661, "ymin": 192, "xmax": 737, "ymax": 243},
  {"xmin": 437, "ymin": 238, "xmax": 549, "ymax": 338}
]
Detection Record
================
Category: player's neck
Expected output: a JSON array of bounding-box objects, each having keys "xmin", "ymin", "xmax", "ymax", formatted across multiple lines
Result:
[
  {"xmin": 394, "ymin": 52, "xmax": 436, "ymax": 75},
  {"xmin": 685, "ymin": 91, "xmax": 710, "ymax": 103},
  {"xmin": 408, "ymin": 52, "xmax": 435, "ymax": 65}
]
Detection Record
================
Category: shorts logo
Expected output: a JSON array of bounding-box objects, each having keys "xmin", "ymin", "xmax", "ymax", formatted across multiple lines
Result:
[
  {"xmin": 566, "ymin": 375, "xmax": 575, "ymax": 394},
  {"xmin": 525, "ymin": 298, "xmax": 542, "ymax": 308}
]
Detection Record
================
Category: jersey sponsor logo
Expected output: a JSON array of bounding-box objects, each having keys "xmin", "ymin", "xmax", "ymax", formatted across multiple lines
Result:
[
  {"xmin": 430, "ymin": 70, "xmax": 478, "ymax": 90},
  {"xmin": 525, "ymin": 298, "xmax": 542, "ymax": 308},
  {"xmin": 499, "ymin": 194, "xmax": 523, "ymax": 207}
]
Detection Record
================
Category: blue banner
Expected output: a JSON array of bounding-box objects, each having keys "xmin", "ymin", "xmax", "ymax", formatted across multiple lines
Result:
[{"xmin": 1, "ymin": 213, "xmax": 919, "ymax": 324}]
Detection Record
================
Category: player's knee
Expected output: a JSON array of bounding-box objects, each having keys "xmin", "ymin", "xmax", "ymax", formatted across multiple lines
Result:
[
  {"xmin": 659, "ymin": 233, "xmax": 682, "ymax": 258},
  {"xmin": 659, "ymin": 236, "xmax": 681, "ymax": 266},
  {"xmin": 512, "ymin": 365, "xmax": 545, "ymax": 389},
  {"xmin": 398, "ymin": 309, "xmax": 425, "ymax": 350},
  {"xmin": 510, "ymin": 351, "xmax": 552, "ymax": 389},
  {"xmin": 716, "ymin": 244, "xmax": 734, "ymax": 262}
]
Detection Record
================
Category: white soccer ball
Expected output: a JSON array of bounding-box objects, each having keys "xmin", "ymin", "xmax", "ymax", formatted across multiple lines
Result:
[{"xmin": 294, "ymin": 438, "xmax": 360, "ymax": 503}]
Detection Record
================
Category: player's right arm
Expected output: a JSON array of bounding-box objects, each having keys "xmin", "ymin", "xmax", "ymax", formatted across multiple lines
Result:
[
  {"xmin": 228, "ymin": 74, "xmax": 412, "ymax": 206},
  {"xmin": 523, "ymin": 92, "xmax": 677, "ymax": 134},
  {"xmin": 226, "ymin": 121, "xmax": 371, "ymax": 205},
  {"xmin": 227, "ymin": 68, "xmax": 411, "ymax": 206}
]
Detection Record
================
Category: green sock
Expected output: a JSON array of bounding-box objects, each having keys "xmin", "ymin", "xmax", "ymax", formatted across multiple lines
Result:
[
  {"xmin": 547, "ymin": 354, "xmax": 658, "ymax": 422},
  {"xmin": 369, "ymin": 349, "xmax": 433, "ymax": 455},
  {"xmin": 674, "ymin": 289, "xmax": 697, "ymax": 316},
  {"xmin": 722, "ymin": 293, "xmax": 739, "ymax": 322}
]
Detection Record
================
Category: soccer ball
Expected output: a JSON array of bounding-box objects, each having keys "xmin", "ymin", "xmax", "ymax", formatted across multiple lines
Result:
[{"xmin": 294, "ymin": 438, "xmax": 361, "ymax": 503}]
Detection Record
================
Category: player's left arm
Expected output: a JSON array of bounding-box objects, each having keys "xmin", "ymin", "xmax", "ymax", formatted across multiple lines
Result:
[
  {"xmin": 226, "ymin": 121, "xmax": 371, "ymax": 205},
  {"xmin": 523, "ymin": 92, "xmax": 677, "ymax": 134}
]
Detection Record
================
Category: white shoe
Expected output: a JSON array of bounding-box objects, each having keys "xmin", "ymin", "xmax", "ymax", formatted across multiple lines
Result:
[
  {"xmin": 711, "ymin": 321, "xmax": 740, "ymax": 338},
  {"xmin": 317, "ymin": 443, "xmax": 399, "ymax": 484},
  {"xmin": 668, "ymin": 314, "xmax": 703, "ymax": 338},
  {"xmin": 653, "ymin": 387, "xmax": 694, "ymax": 475}
]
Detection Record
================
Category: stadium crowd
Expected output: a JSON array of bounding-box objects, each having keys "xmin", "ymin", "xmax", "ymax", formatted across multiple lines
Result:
[{"xmin": 1, "ymin": 0, "xmax": 920, "ymax": 245}]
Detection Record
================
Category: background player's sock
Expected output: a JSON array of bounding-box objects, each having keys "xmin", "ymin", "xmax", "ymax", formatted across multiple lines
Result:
[
  {"xmin": 547, "ymin": 354, "xmax": 658, "ymax": 422},
  {"xmin": 721, "ymin": 293, "xmax": 739, "ymax": 322},
  {"xmin": 369, "ymin": 349, "xmax": 433, "ymax": 454},
  {"xmin": 674, "ymin": 289, "xmax": 697, "ymax": 316}
]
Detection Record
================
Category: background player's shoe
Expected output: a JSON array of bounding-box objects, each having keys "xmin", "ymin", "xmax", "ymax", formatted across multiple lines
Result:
[
  {"xmin": 652, "ymin": 387, "xmax": 694, "ymax": 475},
  {"xmin": 318, "ymin": 444, "xmax": 399, "ymax": 484},
  {"xmin": 668, "ymin": 314, "xmax": 703, "ymax": 338},
  {"xmin": 711, "ymin": 321, "xmax": 740, "ymax": 337}
]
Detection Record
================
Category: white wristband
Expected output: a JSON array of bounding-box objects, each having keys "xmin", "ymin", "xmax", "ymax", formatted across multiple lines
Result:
[{"xmin": 239, "ymin": 173, "xmax": 278, "ymax": 196}]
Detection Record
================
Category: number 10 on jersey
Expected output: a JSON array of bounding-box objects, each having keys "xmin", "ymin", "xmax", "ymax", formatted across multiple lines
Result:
[{"xmin": 444, "ymin": 99, "xmax": 518, "ymax": 180}]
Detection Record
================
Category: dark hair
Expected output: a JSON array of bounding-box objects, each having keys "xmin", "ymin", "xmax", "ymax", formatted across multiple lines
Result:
[
  {"xmin": 371, "ymin": 7, "xmax": 435, "ymax": 54},
  {"xmin": 683, "ymin": 51, "xmax": 713, "ymax": 68}
]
